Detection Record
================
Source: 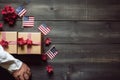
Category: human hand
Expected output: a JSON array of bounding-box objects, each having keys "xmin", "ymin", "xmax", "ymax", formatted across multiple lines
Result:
[{"xmin": 12, "ymin": 63, "xmax": 31, "ymax": 80}]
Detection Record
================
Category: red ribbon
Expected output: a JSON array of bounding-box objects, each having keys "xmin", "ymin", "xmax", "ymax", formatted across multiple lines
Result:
[
  {"xmin": 17, "ymin": 38, "xmax": 33, "ymax": 46},
  {"xmin": 18, "ymin": 33, "xmax": 41, "ymax": 53},
  {"xmin": 26, "ymin": 39, "xmax": 33, "ymax": 47},
  {"xmin": 0, "ymin": 39, "xmax": 8, "ymax": 48}
]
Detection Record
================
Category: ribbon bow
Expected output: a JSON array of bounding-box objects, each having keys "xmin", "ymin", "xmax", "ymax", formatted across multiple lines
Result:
[
  {"xmin": 0, "ymin": 40, "xmax": 9, "ymax": 48},
  {"xmin": 17, "ymin": 38, "xmax": 33, "ymax": 47},
  {"xmin": 26, "ymin": 39, "xmax": 33, "ymax": 47},
  {"xmin": 17, "ymin": 38, "xmax": 26, "ymax": 46}
]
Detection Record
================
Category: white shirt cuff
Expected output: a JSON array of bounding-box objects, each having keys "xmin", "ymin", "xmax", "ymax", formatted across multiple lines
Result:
[
  {"xmin": 0, "ymin": 45, "xmax": 23, "ymax": 73},
  {"xmin": 8, "ymin": 59, "xmax": 23, "ymax": 73}
]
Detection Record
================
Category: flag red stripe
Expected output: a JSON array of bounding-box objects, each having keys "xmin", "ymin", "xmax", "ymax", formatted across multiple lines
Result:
[
  {"xmin": 38, "ymin": 27, "xmax": 48, "ymax": 35},
  {"xmin": 46, "ymin": 51, "xmax": 58, "ymax": 59},
  {"xmin": 18, "ymin": 9, "xmax": 26, "ymax": 17},
  {"xmin": 22, "ymin": 17, "xmax": 34, "ymax": 27},
  {"xmin": 38, "ymin": 25, "xmax": 50, "ymax": 35}
]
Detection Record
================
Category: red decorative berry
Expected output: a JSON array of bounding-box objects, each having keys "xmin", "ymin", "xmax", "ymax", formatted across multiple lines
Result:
[
  {"xmin": 45, "ymin": 38, "xmax": 51, "ymax": 46},
  {"xmin": 41, "ymin": 54, "xmax": 48, "ymax": 61},
  {"xmin": 46, "ymin": 65, "xmax": 53, "ymax": 74},
  {"xmin": 0, "ymin": 23, "xmax": 3, "ymax": 28}
]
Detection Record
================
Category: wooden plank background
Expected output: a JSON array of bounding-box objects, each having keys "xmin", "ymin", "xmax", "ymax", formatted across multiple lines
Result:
[{"xmin": 0, "ymin": 0, "xmax": 120, "ymax": 80}]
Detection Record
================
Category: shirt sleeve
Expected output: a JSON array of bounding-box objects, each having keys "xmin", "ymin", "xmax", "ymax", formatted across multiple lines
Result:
[{"xmin": 0, "ymin": 45, "xmax": 23, "ymax": 73}]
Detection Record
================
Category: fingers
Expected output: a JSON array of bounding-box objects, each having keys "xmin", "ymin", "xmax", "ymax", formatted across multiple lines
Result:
[
  {"xmin": 27, "ymin": 69, "xmax": 31, "ymax": 76},
  {"xmin": 23, "ymin": 72, "xmax": 29, "ymax": 80},
  {"xmin": 12, "ymin": 63, "xmax": 31, "ymax": 80},
  {"xmin": 14, "ymin": 71, "xmax": 30, "ymax": 80},
  {"xmin": 27, "ymin": 66, "xmax": 30, "ymax": 72},
  {"xmin": 14, "ymin": 72, "xmax": 30, "ymax": 80},
  {"xmin": 23, "ymin": 63, "xmax": 31, "ymax": 74},
  {"xmin": 12, "ymin": 71, "xmax": 20, "ymax": 80},
  {"xmin": 13, "ymin": 75, "xmax": 20, "ymax": 80},
  {"xmin": 19, "ymin": 75, "xmax": 24, "ymax": 80},
  {"xmin": 25, "ymin": 64, "xmax": 31, "ymax": 77}
]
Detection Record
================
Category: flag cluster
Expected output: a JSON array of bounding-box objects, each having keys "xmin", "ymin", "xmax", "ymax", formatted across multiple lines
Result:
[
  {"xmin": 16, "ymin": 6, "xmax": 34, "ymax": 28},
  {"xmin": 15, "ymin": 5, "xmax": 58, "ymax": 59},
  {"xmin": 16, "ymin": 6, "xmax": 51, "ymax": 34}
]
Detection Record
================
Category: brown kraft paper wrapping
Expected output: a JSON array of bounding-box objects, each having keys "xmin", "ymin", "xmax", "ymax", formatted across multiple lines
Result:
[
  {"xmin": 0, "ymin": 32, "xmax": 17, "ymax": 54},
  {"xmin": 18, "ymin": 32, "xmax": 41, "ymax": 54}
]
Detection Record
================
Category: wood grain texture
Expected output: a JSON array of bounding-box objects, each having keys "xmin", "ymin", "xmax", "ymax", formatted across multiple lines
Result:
[
  {"xmin": 1, "ymin": 21, "xmax": 120, "ymax": 62},
  {"xmin": 0, "ymin": 0, "xmax": 120, "ymax": 20},
  {"xmin": 0, "ymin": 0, "xmax": 120, "ymax": 80}
]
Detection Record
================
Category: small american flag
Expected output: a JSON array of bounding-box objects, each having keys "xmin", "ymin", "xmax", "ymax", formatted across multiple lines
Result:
[
  {"xmin": 16, "ymin": 6, "xmax": 26, "ymax": 17},
  {"xmin": 46, "ymin": 45, "xmax": 58, "ymax": 59},
  {"xmin": 38, "ymin": 24, "xmax": 51, "ymax": 35},
  {"xmin": 22, "ymin": 16, "xmax": 34, "ymax": 27}
]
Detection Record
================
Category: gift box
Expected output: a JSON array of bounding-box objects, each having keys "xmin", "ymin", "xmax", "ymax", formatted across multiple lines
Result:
[
  {"xmin": 17, "ymin": 32, "xmax": 41, "ymax": 54},
  {"xmin": 0, "ymin": 32, "xmax": 17, "ymax": 54}
]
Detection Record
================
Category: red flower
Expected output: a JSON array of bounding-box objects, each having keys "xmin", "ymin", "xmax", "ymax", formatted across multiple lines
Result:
[
  {"xmin": 45, "ymin": 38, "xmax": 51, "ymax": 46},
  {"xmin": 41, "ymin": 54, "xmax": 48, "ymax": 61},
  {"xmin": 0, "ymin": 23, "xmax": 3, "ymax": 28},
  {"xmin": 4, "ymin": 5, "xmax": 12, "ymax": 14},
  {"xmin": 8, "ymin": 7, "xmax": 14, "ymax": 14},
  {"xmin": 46, "ymin": 65, "xmax": 53, "ymax": 73},
  {"xmin": 1, "ymin": 5, "xmax": 18, "ymax": 26},
  {"xmin": 1, "ymin": 10, "xmax": 7, "ymax": 15},
  {"xmin": 0, "ymin": 40, "xmax": 9, "ymax": 48},
  {"xmin": 8, "ymin": 21, "xmax": 14, "ymax": 25},
  {"xmin": 17, "ymin": 38, "xmax": 26, "ymax": 46},
  {"xmin": 4, "ymin": 17, "xmax": 10, "ymax": 22},
  {"xmin": 12, "ymin": 13, "xmax": 17, "ymax": 19}
]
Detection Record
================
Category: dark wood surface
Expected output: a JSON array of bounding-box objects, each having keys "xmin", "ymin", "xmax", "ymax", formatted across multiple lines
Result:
[{"xmin": 0, "ymin": 0, "xmax": 120, "ymax": 80}]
